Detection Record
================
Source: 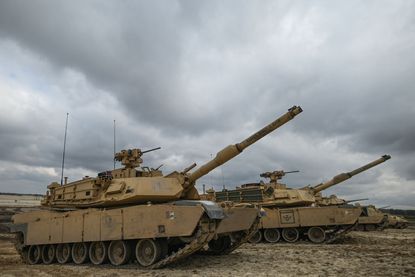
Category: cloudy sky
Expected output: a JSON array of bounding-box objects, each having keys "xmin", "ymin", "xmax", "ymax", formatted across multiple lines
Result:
[{"xmin": 0, "ymin": 1, "xmax": 414, "ymax": 209}]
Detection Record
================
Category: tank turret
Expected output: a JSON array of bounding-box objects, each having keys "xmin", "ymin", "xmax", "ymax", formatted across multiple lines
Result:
[
  {"xmin": 317, "ymin": 195, "xmax": 369, "ymax": 206},
  {"xmin": 42, "ymin": 106, "xmax": 303, "ymax": 208},
  {"xmin": 310, "ymin": 155, "xmax": 391, "ymax": 194}
]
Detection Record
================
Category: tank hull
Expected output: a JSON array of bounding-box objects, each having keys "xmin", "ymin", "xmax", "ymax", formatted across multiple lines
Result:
[
  {"xmin": 13, "ymin": 205, "xmax": 209, "ymax": 246},
  {"xmin": 10, "ymin": 201, "xmax": 225, "ymax": 268},
  {"xmin": 10, "ymin": 201, "xmax": 262, "ymax": 267},
  {"xmin": 249, "ymin": 206, "xmax": 361, "ymax": 244},
  {"xmin": 357, "ymin": 214, "xmax": 387, "ymax": 231},
  {"xmin": 261, "ymin": 206, "xmax": 360, "ymax": 228}
]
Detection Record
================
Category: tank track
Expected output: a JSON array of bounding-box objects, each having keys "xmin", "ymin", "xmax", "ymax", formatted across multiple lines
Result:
[
  {"xmin": 200, "ymin": 216, "xmax": 261, "ymax": 255},
  {"xmin": 150, "ymin": 217, "xmax": 217, "ymax": 269},
  {"xmin": 13, "ymin": 233, "xmax": 27, "ymax": 263},
  {"xmin": 221, "ymin": 217, "xmax": 260, "ymax": 255},
  {"xmin": 325, "ymin": 222, "xmax": 358, "ymax": 244},
  {"xmin": 378, "ymin": 217, "xmax": 389, "ymax": 230}
]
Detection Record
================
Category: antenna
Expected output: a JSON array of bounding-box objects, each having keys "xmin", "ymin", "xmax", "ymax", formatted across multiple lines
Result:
[
  {"xmin": 60, "ymin": 113, "xmax": 69, "ymax": 186},
  {"xmin": 221, "ymin": 167, "xmax": 225, "ymax": 188},
  {"xmin": 113, "ymin": 119, "xmax": 116, "ymax": 169},
  {"xmin": 209, "ymin": 153, "xmax": 213, "ymax": 186}
]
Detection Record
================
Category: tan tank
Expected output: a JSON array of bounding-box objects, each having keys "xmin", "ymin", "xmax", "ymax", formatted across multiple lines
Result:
[
  {"xmin": 212, "ymin": 155, "xmax": 390, "ymax": 243},
  {"xmin": 9, "ymin": 106, "xmax": 302, "ymax": 268},
  {"xmin": 385, "ymin": 214, "xmax": 409, "ymax": 229},
  {"xmin": 215, "ymin": 155, "xmax": 390, "ymax": 206},
  {"xmin": 310, "ymin": 155, "xmax": 391, "ymax": 232},
  {"xmin": 355, "ymin": 205, "xmax": 388, "ymax": 231},
  {"xmin": 316, "ymin": 196, "xmax": 389, "ymax": 231},
  {"xmin": 376, "ymin": 206, "xmax": 408, "ymax": 229}
]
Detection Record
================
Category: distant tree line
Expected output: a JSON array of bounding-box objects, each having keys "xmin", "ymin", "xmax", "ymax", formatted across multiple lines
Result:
[
  {"xmin": 380, "ymin": 209, "xmax": 415, "ymax": 217},
  {"xmin": 0, "ymin": 192, "xmax": 44, "ymax": 197}
]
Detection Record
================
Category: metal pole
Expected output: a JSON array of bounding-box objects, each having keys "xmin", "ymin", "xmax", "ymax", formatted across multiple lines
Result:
[{"xmin": 60, "ymin": 113, "xmax": 69, "ymax": 186}]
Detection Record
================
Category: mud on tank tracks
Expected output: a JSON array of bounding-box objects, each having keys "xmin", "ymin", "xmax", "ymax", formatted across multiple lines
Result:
[{"xmin": 0, "ymin": 229, "xmax": 414, "ymax": 277}]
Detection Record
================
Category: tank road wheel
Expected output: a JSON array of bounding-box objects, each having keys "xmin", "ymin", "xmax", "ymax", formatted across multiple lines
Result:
[
  {"xmin": 89, "ymin": 241, "xmax": 108, "ymax": 265},
  {"xmin": 41, "ymin": 244, "xmax": 56, "ymax": 264},
  {"xmin": 109, "ymin": 240, "xmax": 131, "ymax": 266},
  {"xmin": 56, "ymin": 243, "xmax": 71, "ymax": 264},
  {"xmin": 71, "ymin": 242, "xmax": 89, "ymax": 264},
  {"xmin": 207, "ymin": 236, "xmax": 232, "ymax": 254},
  {"xmin": 27, "ymin": 245, "xmax": 41, "ymax": 264},
  {"xmin": 282, "ymin": 228, "xmax": 299, "ymax": 243},
  {"xmin": 264, "ymin": 229, "xmax": 281, "ymax": 243},
  {"xmin": 307, "ymin": 227, "xmax": 326, "ymax": 243},
  {"xmin": 135, "ymin": 239, "xmax": 162, "ymax": 267},
  {"xmin": 248, "ymin": 230, "xmax": 263, "ymax": 243}
]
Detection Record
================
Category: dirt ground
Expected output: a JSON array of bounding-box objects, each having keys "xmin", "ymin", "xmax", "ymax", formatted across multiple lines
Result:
[{"xmin": 0, "ymin": 229, "xmax": 414, "ymax": 277}]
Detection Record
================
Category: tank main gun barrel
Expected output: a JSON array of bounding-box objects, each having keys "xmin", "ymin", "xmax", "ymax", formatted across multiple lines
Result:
[
  {"xmin": 142, "ymin": 147, "xmax": 161, "ymax": 154},
  {"xmin": 284, "ymin": 170, "xmax": 300, "ymax": 174},
  {"xmin": 187, "ymin": 106, "xmax": 303, "ymax": 183},
  {"xmin": 312, "ymin": 155, "xmax": 391, "ymax": 193},
  {"xmin": 344, "ymin": 198, "xmax": 369, "ymax": 204}
]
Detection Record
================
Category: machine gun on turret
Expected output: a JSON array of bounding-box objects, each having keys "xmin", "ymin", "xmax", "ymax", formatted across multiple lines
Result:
[
  {"xmin": 260, "ymin": 170, "xmax": 300, "ymax": 184},
  {"xmin": 114, "ymin": 147, "xmax": 161, "ymax": 168}
]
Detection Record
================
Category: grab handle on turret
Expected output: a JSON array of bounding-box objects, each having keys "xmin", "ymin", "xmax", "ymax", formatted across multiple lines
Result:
[
  {"xmin": 187, "ymin": 106, "xmax": 303, "ymax": 183},
  {"xmin": 311, "ymin": 155, "xmax": 391, "ymax": 193}
]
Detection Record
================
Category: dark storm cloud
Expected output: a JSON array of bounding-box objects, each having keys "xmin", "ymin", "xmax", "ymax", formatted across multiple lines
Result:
[
  {"xmin": 0, "ymin": 1, "xmax": 414, "ymax": 208},
  {"xmin": 0, "ymin": 0, "xmax": 225, "ymax": 134}
]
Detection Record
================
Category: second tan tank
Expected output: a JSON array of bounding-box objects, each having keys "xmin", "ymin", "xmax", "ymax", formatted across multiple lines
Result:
[
  {"xmin": 210, "ymin": 155, "xmax": 390, "ymax": 243},
  {"xmin": 385, "ymin": 214, "xmax": 409, "ymax": 229},
  {"xmin": 356, "ymin": 205, "xmax": 388, "ymax": 231}
]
